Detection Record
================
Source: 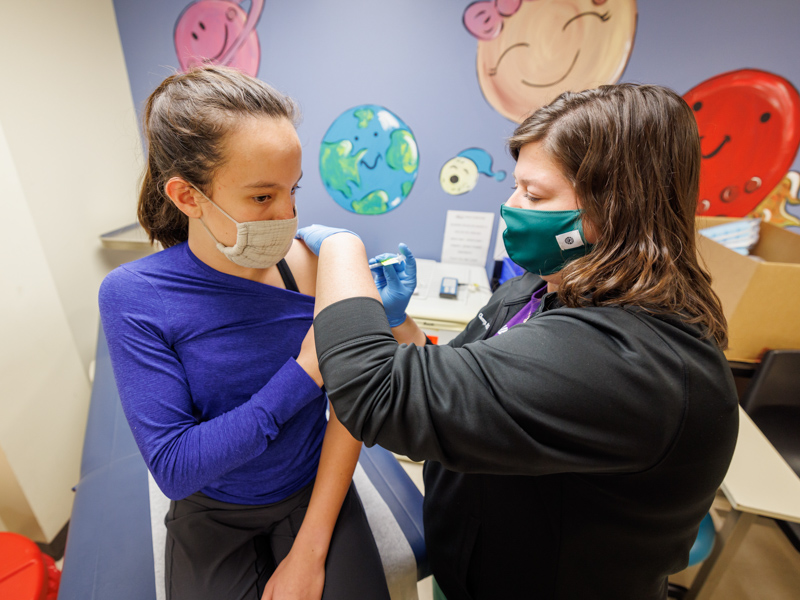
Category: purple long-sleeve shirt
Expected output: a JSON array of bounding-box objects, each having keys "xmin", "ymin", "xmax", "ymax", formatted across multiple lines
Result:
[{"xmin": 99, "ymin": 242, "xmax": 325, "ymax": 504}]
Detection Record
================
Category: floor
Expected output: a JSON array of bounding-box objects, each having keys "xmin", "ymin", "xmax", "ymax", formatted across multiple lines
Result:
[
  {"xmin": 669, "ymin": 492, "xmax": 800, "ymax": 599},
  {"xmin": 397, "ymin": 459, "xmax": 800, "ymax": 600}
]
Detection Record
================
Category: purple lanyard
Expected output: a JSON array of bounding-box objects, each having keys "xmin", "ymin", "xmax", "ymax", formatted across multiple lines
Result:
[{"xmin": 494, "ymin": 284, "xmax": 548, "ymax": 336}]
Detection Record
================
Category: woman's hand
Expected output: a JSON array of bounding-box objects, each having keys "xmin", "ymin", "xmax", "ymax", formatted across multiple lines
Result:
[
  {"xmin": 296, "ymin": 326, "xmax": 322, "ymax": 387},
  {"xmin": 296, "ymin": 225, "xmax": 360, "ymax": 256},
  {"xmin": 370, "ymin": 243, "xmax": 417, "ymax": 327},
  {"xmin": 260, "ymin": 546, "xmax": 325, "ymax": 600}
]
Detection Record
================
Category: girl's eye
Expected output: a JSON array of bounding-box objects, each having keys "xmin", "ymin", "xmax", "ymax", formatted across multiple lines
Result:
[
  {"xmin": 253, "ymin": 195, "xmax": 271, "ymax": 204},
  {"xmin": 291, "ymin": 185, "xmax": 301, "ymax": 195}
]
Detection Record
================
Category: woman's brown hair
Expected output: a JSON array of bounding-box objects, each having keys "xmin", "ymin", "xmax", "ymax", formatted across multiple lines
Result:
[
  {"xmin": 138, "ymin": 65, "xmax": 299, "ymax": 248},
  {"xmin": 508, "ymin": 84, "xmax": 728, "ymax": 348}
]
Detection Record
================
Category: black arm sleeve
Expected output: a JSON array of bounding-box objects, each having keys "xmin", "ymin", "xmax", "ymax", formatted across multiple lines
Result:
[{"xmin": 315, "ymin": 297, "xmax": 683, "ymax": 476}]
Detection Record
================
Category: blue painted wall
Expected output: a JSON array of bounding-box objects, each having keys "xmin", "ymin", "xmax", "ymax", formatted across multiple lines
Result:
[{"xmin": 112, "ymin": 0, "xmax": 800, "ymax": 272}]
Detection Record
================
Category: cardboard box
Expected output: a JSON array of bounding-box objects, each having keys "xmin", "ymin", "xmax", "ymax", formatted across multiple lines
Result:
[{"xmin": 696, "ymin": 216, "xmax": 800, "ymax": 362}]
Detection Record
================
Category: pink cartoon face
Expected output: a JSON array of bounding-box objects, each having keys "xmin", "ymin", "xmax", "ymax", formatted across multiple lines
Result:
[
  {"xmin": 466, "ymin": 0, "xmax": 638, "ymax": 122},
  {"xmin": 174, "ymin": 0, "xmax": 262, "ymax": 77}
]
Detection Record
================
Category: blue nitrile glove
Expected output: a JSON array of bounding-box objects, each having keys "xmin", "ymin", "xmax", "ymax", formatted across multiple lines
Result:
[
  {"xmin": 296, "ymin": 224, "xmax": 360, "ymax": 255},
  {"xmin": 369, "ymin": 243, "xmax": 416, "ymax": 327}
]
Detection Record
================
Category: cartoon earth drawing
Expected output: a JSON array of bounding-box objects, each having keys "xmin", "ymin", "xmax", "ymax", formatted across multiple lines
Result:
[
  {"xmin": 319, "ymin": 105, "xmax": 419, "ymax": 215},
  {"xmin": 464, "ymin": 0, "xmax": 638, "ymax": 123},
  {"xmin": 684, "ymin": 70, "xmax": 800, "ymax": 217},
  {"xmin": 440, "ymin": 148, "xmax": 506, "ymax": 195},
  {"xmin": 174, "ymin": 0, "xmax": 263, "ymax": 77}
]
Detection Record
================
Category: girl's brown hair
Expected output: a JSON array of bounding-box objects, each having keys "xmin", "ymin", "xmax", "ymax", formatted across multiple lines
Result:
[
  {"xmin": 508, "ymin": 84, "xmax": 728, "ymax": 348},
  {"xmin": 138, "ymin": 65, "xmax": 299, "ymax": 248}
]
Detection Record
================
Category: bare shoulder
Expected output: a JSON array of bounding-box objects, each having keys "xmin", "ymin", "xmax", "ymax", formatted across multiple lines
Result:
[{"xmin": 285, "ymin": 239, "xmax": 318, "ymax": 296}]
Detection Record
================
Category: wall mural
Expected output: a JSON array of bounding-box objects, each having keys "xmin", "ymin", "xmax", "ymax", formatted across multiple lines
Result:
[
  {"xmin": 174, "ymin": 0, "xmax": 264, "ymax": 76},
  {"xmin": 749, "ymin": 171, "xmax": 800, "ymax": 227},
  {"xmin": 750, "ymin": 172, "xmax": 800, "ymax": 227},
  {"xmin": 116, "ymin": 0, "xmax": 800, "ymax": 233},
  {"xmin": 319, "ymin": 105, "xmax": 419, "ymax": 215},
  {"xmin": 439, "ymin": 148, "xmax": 506, "ymax": 196},
  {"xmin": 464, "ymin": 0, "xmax": 638, "ymax": 123},
  {"xmin": 685, "ymin": 69, "xmax": 800, "ymax": 226}
]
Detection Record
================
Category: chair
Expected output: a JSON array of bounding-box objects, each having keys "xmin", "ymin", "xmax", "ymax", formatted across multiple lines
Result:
[
  {"xmin": 490, "ymin": 257, "xmax": 525, "ymax": 290},
  {"xmin": 667, "ymin": 513, "xmax": 716, "ymax": 599},
  {"xmin": 738, "ymin": 349, "xmax": 800, "ymax": 552}
]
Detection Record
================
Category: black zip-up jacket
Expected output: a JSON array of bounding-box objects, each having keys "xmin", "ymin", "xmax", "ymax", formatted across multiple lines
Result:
[{"xmin": 315, "ymin": 272, "xmax": 739, "ymax": 599}]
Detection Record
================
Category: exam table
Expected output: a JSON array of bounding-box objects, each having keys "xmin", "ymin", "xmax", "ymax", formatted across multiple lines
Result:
[{"xmin": 58, "ymin": 328, "xmax": 429, "ymax": 600}]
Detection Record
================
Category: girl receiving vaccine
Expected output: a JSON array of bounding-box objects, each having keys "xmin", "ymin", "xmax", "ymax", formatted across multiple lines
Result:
[{"xmin": 99, "ymin": 66, "xmax": 389, "ymax": 600}]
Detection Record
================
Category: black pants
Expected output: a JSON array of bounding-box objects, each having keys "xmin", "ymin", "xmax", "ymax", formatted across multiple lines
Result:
[{"xmin": 164, "ymin": 481, "xmax": 391, "ymax": 600}]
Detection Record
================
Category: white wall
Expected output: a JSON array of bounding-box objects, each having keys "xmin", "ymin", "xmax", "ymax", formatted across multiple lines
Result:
[
  {"xmin": 0, "ymin": 0, "xmax": 145, "ymax": 372},
  {"xmin": 0, "ymin": 123, "xmax": 92, "ymax": 541},
  {"xmin": 0, "ymin": 0, "xmax": 145, "ymax": 541}
]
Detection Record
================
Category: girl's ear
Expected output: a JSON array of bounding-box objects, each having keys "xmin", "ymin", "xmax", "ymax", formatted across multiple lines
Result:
[{"xmin": 164, "ymin": 177, "xmax": 204, "ymax": 218}]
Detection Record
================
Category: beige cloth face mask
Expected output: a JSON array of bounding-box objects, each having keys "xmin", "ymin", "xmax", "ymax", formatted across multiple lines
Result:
[{"xmin": 193, "ymin": 185, "xmax": 298, "ymax": 269}]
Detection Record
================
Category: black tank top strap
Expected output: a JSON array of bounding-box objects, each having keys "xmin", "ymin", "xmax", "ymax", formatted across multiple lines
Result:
[{"xmin": 276, "ymin": 259, "xmax": 300, "ymax": 293}]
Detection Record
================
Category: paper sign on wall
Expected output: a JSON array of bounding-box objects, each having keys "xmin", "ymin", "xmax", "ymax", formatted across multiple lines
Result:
[
  {"xmin": 493, "ymin": 217, "xmax": 508, "ymax": 261},
  {"xmin": 440, "ymin": 210, "xmax": 495, "ymax": 266}
]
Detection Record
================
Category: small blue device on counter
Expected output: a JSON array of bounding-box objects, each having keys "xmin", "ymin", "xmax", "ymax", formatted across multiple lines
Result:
[{"xmin": 439, "ymin": 277, "xmax": 458, "ymax": 299}]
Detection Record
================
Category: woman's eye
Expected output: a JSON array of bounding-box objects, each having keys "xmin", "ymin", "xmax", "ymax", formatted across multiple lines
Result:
[
  {"xmin": 291, "ymin": 185, "xmax": 301, "ymax": 195},
  {"xmin": 253, "ymin": 195, "xmax": 271, "ymax": 204}
]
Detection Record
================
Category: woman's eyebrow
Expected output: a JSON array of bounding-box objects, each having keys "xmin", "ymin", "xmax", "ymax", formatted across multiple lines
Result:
[{"xmin": 515, "ymin": 175, "xmax": 550, "ymax": 191}]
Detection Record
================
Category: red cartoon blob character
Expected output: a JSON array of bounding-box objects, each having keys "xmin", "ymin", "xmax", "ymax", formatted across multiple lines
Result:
[
  {"xmin": 684, "ymin": 69, "xmax": 800, "ymax": 217},
  {"xmin": 174, "ymin": 0, "xmax": 263, "ymax": 77}
]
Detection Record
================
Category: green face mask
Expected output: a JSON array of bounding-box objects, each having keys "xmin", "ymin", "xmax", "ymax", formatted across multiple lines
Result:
[{"xmin": 500, "ymin": 204, "xmax": 592, "ymax": 276}]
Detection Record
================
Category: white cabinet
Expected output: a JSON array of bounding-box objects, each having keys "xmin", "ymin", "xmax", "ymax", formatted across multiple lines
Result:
[{"xmin": 406, "ymin": 259, "xmax": 492, "ymax": 343}]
